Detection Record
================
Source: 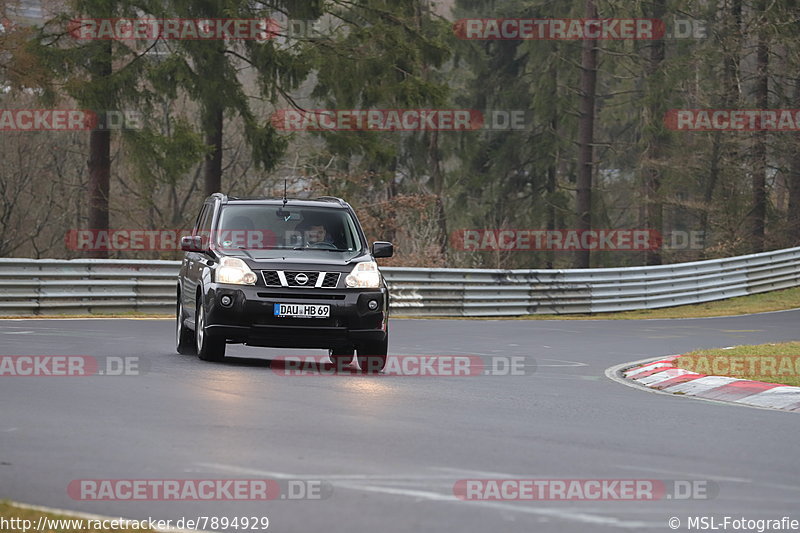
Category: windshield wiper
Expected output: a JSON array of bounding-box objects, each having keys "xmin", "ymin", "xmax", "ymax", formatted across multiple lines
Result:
[{"xmin": 292, "ymin": 247, "xmax": 351, "ymax": 252}]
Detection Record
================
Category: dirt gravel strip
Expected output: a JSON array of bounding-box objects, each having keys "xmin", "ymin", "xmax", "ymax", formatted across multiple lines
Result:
[{"xmin": 5, "ymin": 500, "xmax": 212, "ymax": 533}]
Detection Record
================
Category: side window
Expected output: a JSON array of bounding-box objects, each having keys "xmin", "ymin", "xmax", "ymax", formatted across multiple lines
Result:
[
  {"xmin": 200, "ymin": 204, "xmax": 214, "ymax": 233},
  {"xmin": 194, "ymin": 203, "xmax": 215, "ymax": 248},
  {"xmin": 193, "ymin": 205, "xmax": 208, "ymax": 236}
]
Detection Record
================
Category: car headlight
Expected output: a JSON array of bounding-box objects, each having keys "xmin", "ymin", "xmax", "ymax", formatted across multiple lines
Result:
[
  {"xmin": 216, "ymin": 257, "xmax": 257, "ymax": 285},
  {"xmin": 345, "ymin": 261, "xmax": 382, "ymax": 288}
]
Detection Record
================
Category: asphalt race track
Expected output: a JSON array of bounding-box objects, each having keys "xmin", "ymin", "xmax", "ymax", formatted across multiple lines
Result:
[{"xmin": 1, "ymin": 311, "xmax": 799, "ymax": 532}]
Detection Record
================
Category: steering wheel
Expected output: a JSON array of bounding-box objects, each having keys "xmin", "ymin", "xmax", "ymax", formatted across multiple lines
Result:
[{"xmin": 307, "ymin": 241, "xmax": 338, "ymax": 250}]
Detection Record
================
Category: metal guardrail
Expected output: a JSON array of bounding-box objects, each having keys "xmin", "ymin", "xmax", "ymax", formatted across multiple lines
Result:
[{"xmin": 1, "ymin": 246, "xmax": 799, "ymax": 316}]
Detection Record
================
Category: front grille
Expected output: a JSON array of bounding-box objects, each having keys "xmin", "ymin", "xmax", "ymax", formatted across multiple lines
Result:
[
  {"xmin": 262, "ymin": 270, "xmax": 281, "ymax": 286},
  {"xmin": 322, "ymin": 272, "xmax": 340, "ymax": 288},
  {"xmin": 285, "ymin": 271, "xmax": 318, "ymax": 287},
  {"xmin": 261, "ymin": 270, "xmax": 342, "ymax": 289}
]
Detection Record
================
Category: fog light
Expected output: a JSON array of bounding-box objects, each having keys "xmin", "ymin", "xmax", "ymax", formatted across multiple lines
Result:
[
  {"xmin": 368, "ymin": 300, "xmax": 379, "ymax": 310},
  {"xmin": 220, "ymin": 295, "xmax": 232, "ymax": 307}
]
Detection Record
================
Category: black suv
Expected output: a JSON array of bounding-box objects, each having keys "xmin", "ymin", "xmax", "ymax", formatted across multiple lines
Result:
[{"xmin": 176, "ymin": 193, "xmax": 393, "ymax": 371}]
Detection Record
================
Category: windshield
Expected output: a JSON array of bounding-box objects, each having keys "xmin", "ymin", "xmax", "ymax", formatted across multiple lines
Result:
[{"xmin": 214, "ymin": 204, "xmax": 364, "ymax": 253}]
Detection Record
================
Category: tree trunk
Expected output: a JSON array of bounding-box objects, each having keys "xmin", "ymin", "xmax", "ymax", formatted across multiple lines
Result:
[
  {"xmin": 701, "ymin": 0, "xmax": 741, "ymax": 257},
  {"xmin": 203, "ymin": 106, "xmax": 224, "ymax": 196},
  {"xmin": 574, "ymin": 0, "xmax": 598, "ymax": 268},
  {"xmin": 87, "ymin": 39, "xmax": 113, "ymax": 260},
  {"xmin": 642, "ymin": 0, "xmax": 666, "ymax": 266},
  {"xmin": 701, "ymin": 132, "xmax": 721, "ymax": 257},
  {"xmin": 751, "ymin": 1, "xmax": 769, "ymax": 252},
  {"xmin": 546, "ymin": 157, "xmax": 557, "ymax": 269},
  {"xmin": 428, "ymin": 130, "xmax": 448, "ymax": 257},
  {"xmin": 545, "ymin": 42, "xmax": 559, "ymax": 269},
  {"xmin": 788, "ymin": 75, "xmax": 800, "ymax": 244}
]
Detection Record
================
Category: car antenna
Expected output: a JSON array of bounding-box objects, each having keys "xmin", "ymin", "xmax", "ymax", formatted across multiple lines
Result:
[{"xmin": 282, "ymin": 179, "xmax": 288, "ymax": 207}]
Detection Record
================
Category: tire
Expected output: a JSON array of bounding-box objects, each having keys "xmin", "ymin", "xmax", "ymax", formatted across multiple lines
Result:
[
  {"xmin": 176, "ymin": 296, "xmax": 196, "ymax": 355},
  {"xmin": 329, "ymin": 347, "xmax": 354, "ymax": 369},
  {"xmin": 196, "ymin": 297, "xmax": 226, "ymax": 362},
  {"xmin": 357, "ymin": 338, "xmax": 388, "ymax": 373}
]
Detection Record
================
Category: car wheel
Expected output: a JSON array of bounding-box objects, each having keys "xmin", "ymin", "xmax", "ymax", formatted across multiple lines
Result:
[
  {"xmin": 196, "ymin": 297, "xmax": 226, "ymax": 362},
  {"xmin": 357, "ymin": 338, "xmax": 388, "ymax": 373},
  {"xmin": 329, "ymin": 347, "xmax": 354, "ymax": 369},
  {"xmin": 176, "ymin": 296, "xmax": 196, "ymax": 355}
]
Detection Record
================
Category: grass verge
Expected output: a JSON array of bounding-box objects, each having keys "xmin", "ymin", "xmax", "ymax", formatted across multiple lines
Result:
[
  {"xmin": 394, "ymin": 286, "xmax": 800, "ymax": 320},
  {"xmin": 676, "ymin": 341, "xmax": 800, "ymax": 387}
]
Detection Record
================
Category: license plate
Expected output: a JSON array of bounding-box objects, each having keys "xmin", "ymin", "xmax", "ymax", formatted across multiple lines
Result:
[{"xmin": 274, "ymin": 303, "xmax": 330, "ymax": 318}]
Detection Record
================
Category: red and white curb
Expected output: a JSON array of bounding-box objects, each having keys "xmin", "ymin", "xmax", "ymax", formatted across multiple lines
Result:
[{"xmin": 607, "ymin": 355, "xmax": 800, "ymax": 413}]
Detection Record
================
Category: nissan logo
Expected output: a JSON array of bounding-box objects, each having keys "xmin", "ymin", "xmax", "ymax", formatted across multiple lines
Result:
[{"xmin": 294, "ymin": 273, "xmax": 309, "ymax": 285}]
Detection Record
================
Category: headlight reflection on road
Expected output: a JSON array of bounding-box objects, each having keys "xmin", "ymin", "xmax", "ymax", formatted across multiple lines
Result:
[
  {"xmin": 338, "ymin": 377, "xmax": 395, "ymax": 413},
  {"xmin": 194, "ymin": 372, "xmax": 257, "ymax": 411}
]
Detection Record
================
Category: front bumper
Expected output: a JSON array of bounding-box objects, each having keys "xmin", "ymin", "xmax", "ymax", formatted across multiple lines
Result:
[{"xmin": 203, "ymin": 283, "xmax": 388, "ymax": 349}]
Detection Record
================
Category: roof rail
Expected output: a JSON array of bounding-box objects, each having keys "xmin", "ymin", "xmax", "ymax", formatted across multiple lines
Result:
[
  {"xmin": 209, "ymin": 192, "xmax": 228, "ymax": 203},
  {"xmin": 315, "ymin": 196, "xmax": 347, "ymax": 206}
]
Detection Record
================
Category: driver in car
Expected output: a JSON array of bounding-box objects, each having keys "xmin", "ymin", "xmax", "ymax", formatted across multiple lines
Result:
[
  {"xmin": 305, "ymin": 223, "xmax": 333, "ymax": 246},
  {"xmin": 295, "ymin": 216, "xmax": 339, "ymax": 248}
]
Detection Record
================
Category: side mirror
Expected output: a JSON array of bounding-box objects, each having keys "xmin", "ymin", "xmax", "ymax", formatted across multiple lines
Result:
[
  {"xmin": 180, "ymin": 235, "xmax": 204, "ymax": 252},
  {"xmin": 372, "ymin": 241, "xmax": 393, "ymax": 258}
]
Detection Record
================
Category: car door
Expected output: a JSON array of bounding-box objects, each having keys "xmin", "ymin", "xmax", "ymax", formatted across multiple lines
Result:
[{"xmin": 183, "ymin": 203, "xmax": 213, "ymax": 325}]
